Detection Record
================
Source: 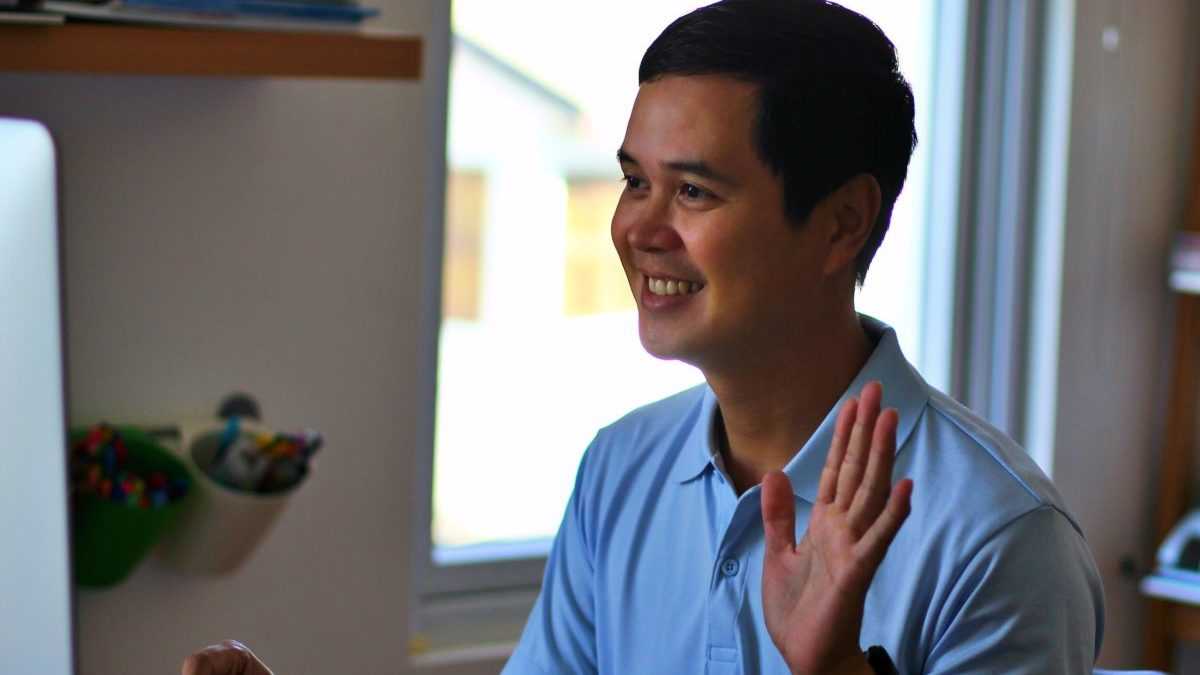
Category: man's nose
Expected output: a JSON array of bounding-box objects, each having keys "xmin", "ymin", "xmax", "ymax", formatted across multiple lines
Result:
[{"xmin": 625, "ymin": 198, "xmax": 684, "ymax": 253}]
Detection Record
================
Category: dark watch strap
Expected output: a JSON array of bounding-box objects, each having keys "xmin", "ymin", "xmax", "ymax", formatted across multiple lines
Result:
[{"xmin": 865, "ymin": 645, "xmax": 899, "ymax": 675}]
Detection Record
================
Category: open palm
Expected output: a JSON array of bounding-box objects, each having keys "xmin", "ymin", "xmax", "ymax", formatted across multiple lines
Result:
[{"xmin": 761, "ymin": 382, "xmax": 912, "ymax": 675}]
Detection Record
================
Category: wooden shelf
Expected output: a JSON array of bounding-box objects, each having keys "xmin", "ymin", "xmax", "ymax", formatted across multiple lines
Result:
[
  {"xmin": 1147, "ymin": 597, "xmax": 1200, "ymax": 665},
  {"xmin": 1143, "ymin": 86, "xmax": 1200, "ymax": 670},
  {"xmin": 1167, "ymin": 601, "xmax": 1200, "ymax": 643},
  {"xmin": 0, "ymin": 23, "xmax": 421, "ymax": 80}
]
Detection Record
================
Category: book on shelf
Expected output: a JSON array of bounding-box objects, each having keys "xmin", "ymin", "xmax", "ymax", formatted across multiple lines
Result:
[
  {"xmin": 0, "ymin": 9, "xmax": 63, "ymax": 22},
  {"xmin": 1142, "ymin": 568, "xmax": 1200, "ymax": 606},
  {"xmin": 0, "ymin": 0, "xmax": 60, "ymax": 22},
  {"xmin": 40, "ymin": 0, "xmax": 379, "ymax": 31},
  {"xmin": 1170, "ymin": 232, "xmax": 1200, "ymax": 294}
]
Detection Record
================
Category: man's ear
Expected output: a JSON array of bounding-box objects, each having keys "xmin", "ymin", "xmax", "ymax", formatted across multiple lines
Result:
[{"xmin": 821, "ymin": 174, "xmax": 882, "ymax": 277}]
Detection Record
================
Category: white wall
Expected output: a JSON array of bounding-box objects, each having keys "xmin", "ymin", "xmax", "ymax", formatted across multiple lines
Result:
[
  {"xmin": 1048, "ymin": 0, "xmax": 1197, "ymax": 668},
  {"xmin": 0, "ymin": 2, "xmax": 438, "ymax": 673}
]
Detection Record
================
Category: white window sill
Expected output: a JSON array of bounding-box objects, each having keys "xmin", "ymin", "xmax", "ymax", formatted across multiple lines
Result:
[
  {"xmin": 410, "ymin": 641, "xmax": 515, "ymax": 675},
  {"xmin": 410, "ymin": 587, "xmax": 537, "ymax": 673}
]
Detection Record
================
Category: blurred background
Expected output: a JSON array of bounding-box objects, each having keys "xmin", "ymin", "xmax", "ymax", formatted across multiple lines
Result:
[{"xmin": 2, "ymin": 0, "xmax": 1198, "ymax": 672}]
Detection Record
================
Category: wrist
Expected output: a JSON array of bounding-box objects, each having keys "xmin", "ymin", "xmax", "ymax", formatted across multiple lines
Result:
[
  {"xmin": 864, "ymin": 645, "xmax": 899, "ymax": 675},
  {"xmin": 794, "ymin": 653, "xmax": 872, "ymax": 675},
  {"xmin": 796, "ymin": 647, "xmax": 893, "ymax": 675},
  {"xmin": 830, "ymin": 660, "xmax": 874, "ymax": 675}
]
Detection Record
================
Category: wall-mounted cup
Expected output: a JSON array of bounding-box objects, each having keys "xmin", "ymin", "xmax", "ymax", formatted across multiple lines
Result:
[
  {"xmin": 71, "ymin": 426, "xmax": 191, "ymax": 587},
  {"xmin": 156, "ymin": 421, "xmax": 308, "ymax": 575}
]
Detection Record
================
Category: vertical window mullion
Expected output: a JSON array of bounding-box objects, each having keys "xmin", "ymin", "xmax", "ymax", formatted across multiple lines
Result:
[{"xmin": 956, "ymin": 0, "xmax": 1046, "ymax": 440}]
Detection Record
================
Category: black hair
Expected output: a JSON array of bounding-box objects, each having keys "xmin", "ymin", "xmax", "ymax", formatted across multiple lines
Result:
[{"xmin": 639, "ymin": 0, "xmax": 917, "ymax": 284}]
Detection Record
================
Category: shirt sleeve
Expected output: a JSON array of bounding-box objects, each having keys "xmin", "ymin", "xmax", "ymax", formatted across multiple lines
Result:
[
  {"xmin": 923, "ymin": 505, "xmax": 1105, "ymax": 674},
  {"xmin": 502, "ymin": 445, "xmax": 599, "ymax": 675}
]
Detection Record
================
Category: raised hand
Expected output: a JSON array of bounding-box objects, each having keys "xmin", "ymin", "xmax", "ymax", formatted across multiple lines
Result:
[
  {"xmin": 761, "ymin": 381, "xmax": 913, "ymax": 675},
  {"xmin": 181, "ymin": 640, "xmax": 274, "ymax": 675}
]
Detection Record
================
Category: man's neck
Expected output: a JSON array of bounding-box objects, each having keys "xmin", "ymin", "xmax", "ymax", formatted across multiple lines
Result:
[{"xmin": 705, "ymin": 312, "xmax": 874, "ymax": 495}]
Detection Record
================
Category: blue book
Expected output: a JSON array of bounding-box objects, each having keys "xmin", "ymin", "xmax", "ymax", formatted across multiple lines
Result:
[
  {"xmin": 238, "ymin": 0, "xmax": 377, "ymax": 21},
  {"xmin": 123, "ymin": 0, "xmax": 377, "ymax": 22}
]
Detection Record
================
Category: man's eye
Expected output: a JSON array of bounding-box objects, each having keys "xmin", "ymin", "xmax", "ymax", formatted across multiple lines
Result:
[
  {"xmin": 680, "ymin": 183, "xmax": 710, "ymax": 200},
  {"xmin": 621, "ymin": 175, "xmax": 645, "ymax": 190}
]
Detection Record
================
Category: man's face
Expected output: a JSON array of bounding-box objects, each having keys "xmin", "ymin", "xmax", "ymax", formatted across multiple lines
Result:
[{"xmin": 612, "ymin": 75, "xmax": 835, "ymax": 369}]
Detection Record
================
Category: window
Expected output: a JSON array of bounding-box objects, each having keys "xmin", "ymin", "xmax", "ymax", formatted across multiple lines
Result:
[{"xmin": 417, "ymin": 0, "xmax": 955, "ymax": 634}]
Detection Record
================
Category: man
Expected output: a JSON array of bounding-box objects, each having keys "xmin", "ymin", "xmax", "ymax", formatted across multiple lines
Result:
[{"xmin": 184, "ymin": 1, "xmax": 1103, "ymax": 673}]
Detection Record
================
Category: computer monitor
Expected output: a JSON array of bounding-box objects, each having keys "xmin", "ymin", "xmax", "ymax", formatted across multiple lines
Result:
[{"xmin": 0, "ymin": 118, "xmax": 75, "ymax": 674}]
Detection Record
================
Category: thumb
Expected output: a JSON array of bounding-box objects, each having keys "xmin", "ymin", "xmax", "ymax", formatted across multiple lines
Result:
[
  {"xmin": 761, "ymin": 470, "xmax": 797, "ymax": 556},
  {"xmin": 181, "ymin": 640, "xmax": 273, "ymax": 675}
]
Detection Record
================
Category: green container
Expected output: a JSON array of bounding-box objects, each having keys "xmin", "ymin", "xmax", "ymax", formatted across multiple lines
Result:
[{"xmin": 70, "ymin": 426, "xmax": 191, "ymax": 588}]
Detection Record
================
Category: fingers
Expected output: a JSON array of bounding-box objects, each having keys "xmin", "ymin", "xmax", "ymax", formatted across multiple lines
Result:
[
  {"xmin": 761, "ymin": 470, "xmax": 797, "ymax": 556},
  {"xmin": 857, "ymin": 478, "xmax": 913, "ymax": 567},
  {"xmin": 847, "ymin": 408, "xmax": 898, "ymax": 533},
  {"xmin": 181, "ymin": 640, "xmax": 273, "ymax": 675},
  {"xmin": 816, "ymin": 398, "xmax": 857, "ymax": 504},
  {"xmin": 834, "ymin": 382, "xmax": 881, "ymax": 511}
]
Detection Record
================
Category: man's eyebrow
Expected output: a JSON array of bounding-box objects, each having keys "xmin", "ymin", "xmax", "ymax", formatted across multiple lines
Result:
[
  {"xmin": 662, "ymin": 160, "xmax": 736, "ymax": 186},
  {"xmin": 615, "ymin": 148, "xmax": 736, "ymax": 186}
]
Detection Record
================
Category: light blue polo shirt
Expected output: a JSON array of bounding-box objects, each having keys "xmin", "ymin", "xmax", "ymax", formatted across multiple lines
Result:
[{"xmin": 503, "ymin": 318, "xmax": 1104, "ymax": 674}]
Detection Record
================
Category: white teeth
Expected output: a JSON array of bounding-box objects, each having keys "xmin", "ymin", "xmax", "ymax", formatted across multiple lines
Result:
[{"xmin": 647, "ymin": 276, "xmax": 704, "ymax": 296}]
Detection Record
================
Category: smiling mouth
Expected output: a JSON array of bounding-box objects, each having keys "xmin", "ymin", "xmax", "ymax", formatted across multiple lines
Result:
[{"xmin": 646, "ymin": 276, "xmax": 705, "ymax": 296}]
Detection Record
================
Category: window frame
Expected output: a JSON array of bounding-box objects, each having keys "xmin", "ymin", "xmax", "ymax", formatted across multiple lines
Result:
[
  {"xmin": 410, "ymin": 0, "xmax": 1058, "ymax": 654},
  {"xmin": 409, "ymin": 1, "xmax": 546, "ymax": 649}
]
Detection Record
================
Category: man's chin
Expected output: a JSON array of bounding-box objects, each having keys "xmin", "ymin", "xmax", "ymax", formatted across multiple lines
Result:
[
  {"xmin": 638, "ymin": 329, "xmax": 700, "ymax": 365},
  {"xmin": 638, "ymin": 331, "xmax": 676, "ymax": 361},
  {"xmin": 642, "ymin": 346, "xmax": 682, "ymax": 362}
]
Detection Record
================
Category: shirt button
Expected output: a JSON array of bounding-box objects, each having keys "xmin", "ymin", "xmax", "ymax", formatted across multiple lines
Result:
[{"xmin": 721, "ymin": 558, "xmax": 740, "ymax": 577}]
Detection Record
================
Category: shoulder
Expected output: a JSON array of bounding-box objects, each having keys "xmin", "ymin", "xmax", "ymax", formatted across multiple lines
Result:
[
  {"xmin": 905, "ymin": 387, "xmax": 1083, "ymax": 538},
  {"xmin": 876, "ymin": 500, "xmax": 1104, "ymax": 671},
  {"xmin": 598, "ymin": 384, "xmax": 709, "ymax": 439},
  {"xmin": 887, "ymin": 384, "xmax": 1096, "ymax": 597},
  {"xmin": 572, "ymin": 384, "xmax": 708, "ymax": 508},
  {"xmin": 584, "ymin": 384, "xmax": 708, "ymax": 467},
  {"xmin": 872, "ymin": 387, "xmax": 1104, "ymax": 665},
  {"xmin": 889, "ymin": 382, "xmax": 1100, "ymax": 594}
]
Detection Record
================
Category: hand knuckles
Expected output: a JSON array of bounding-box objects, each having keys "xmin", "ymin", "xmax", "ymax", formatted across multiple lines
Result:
[{"xmin": 182, "ymin": 653, "xmax": 214, "ymax": 675}]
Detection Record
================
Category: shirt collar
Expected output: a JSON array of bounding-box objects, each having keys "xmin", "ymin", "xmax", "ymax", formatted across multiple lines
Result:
[
  {"xmin": 671, "ymin": 386, "xmax": 721, "ymax": 484},
  {"xmin": 671, "ymin": 316, "xmax": 930, "ymax": 500}
]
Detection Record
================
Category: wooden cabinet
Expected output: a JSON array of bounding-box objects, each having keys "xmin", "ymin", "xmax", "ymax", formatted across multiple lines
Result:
[{"xmin": 1142, "ymin": 109, "xmax": 1200, "ymax": 669}]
